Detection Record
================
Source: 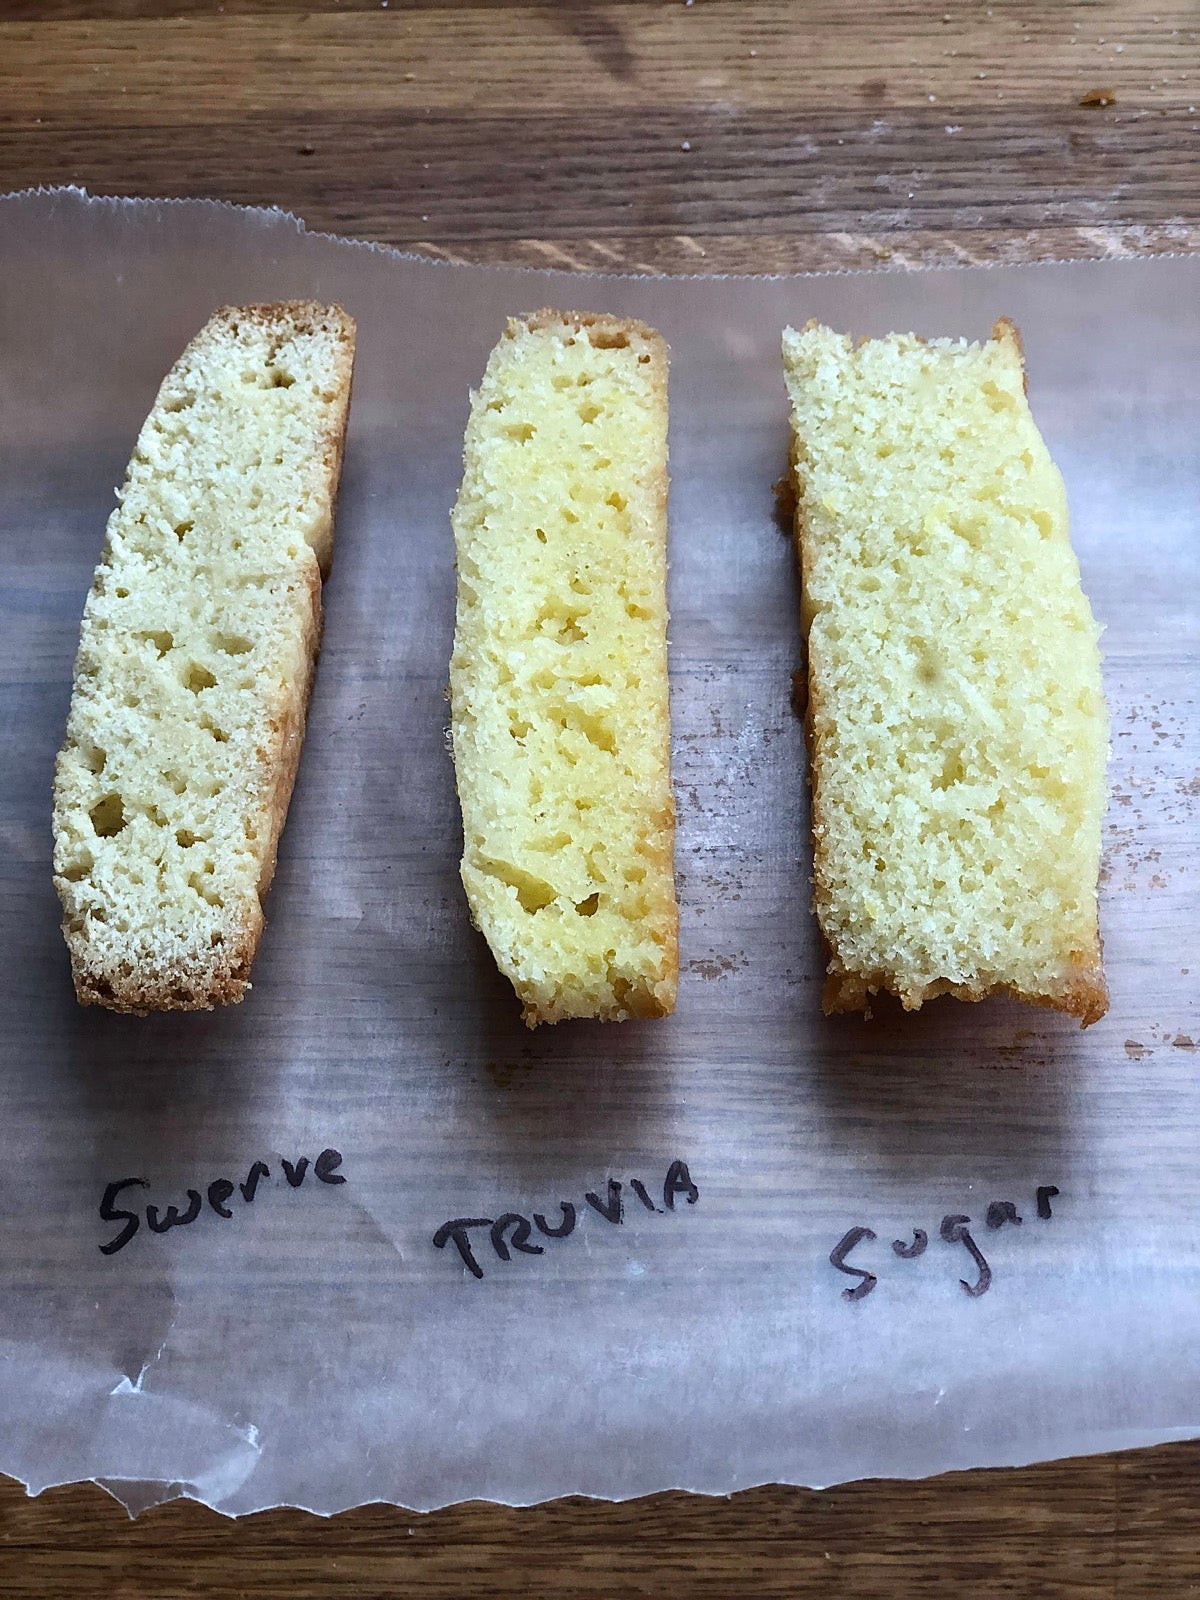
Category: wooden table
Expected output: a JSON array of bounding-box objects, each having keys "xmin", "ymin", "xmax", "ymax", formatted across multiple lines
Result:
[{"xmin": 2, "ymin": 3, "xmax": 1197, "ymax": 1594}]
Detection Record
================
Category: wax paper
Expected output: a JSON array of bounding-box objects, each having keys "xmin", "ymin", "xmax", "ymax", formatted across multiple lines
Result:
[{"xmin": 0, "ymin": 188, "xmax": 1195, "ymax": 1517}]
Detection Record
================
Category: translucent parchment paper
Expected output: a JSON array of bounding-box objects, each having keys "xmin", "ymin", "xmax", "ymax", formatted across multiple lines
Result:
[{"xmin": 0, "ymin": 189, "xmax": 1196, "ymax": 1517}]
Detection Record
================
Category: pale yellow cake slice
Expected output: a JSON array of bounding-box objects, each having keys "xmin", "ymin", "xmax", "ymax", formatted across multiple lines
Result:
[
  {"xmin": 450, "ymin": 309, "xmax": 678, "ymax": 1026},
  {"xmin": 783, "ymin": 318, "xmax": 1108, "ymax": 1024},
  {"xmin": 53, "ymin": 302, "xmax": 355, "ymax": 1011}
]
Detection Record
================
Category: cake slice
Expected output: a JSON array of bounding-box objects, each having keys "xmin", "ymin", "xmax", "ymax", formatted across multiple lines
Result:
[
  {"xmin": 449, "ymin": 309, "xmax": 678, "ymax": 1026},
  {"xmin": 783, "ymin": 318, "xmax": 1108, "ymax": 1024},
  {"xmin": 53, "ymin": 302, "xmax": 355, "ymax": 1011}
]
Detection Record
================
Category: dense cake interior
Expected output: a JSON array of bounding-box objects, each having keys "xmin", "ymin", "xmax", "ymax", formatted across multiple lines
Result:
[{"xmin": 784, "ymin": 320, "xmax": 1108, "ymax": 1020}]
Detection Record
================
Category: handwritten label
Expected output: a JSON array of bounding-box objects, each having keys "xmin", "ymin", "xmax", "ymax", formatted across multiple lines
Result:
[
  {"xmin": 830, "ymin": 1185, "xmax": 1059, "ymax": 1302},
  {"xmin": 433, "ymin": 1159, "xmax": 699, "ymax": 1280},
  {"xmin": 98, "ymin": 1148, "xmax": 346, "ymax": 1255}
]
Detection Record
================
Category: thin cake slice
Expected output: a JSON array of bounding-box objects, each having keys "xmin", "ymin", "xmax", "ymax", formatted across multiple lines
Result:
[
  {"xmin": 53, "ymin": 302, "xmax": 355, "ymax": 1011},
  {"xmin": 783, "ymin": 318, "xmax": 1108, "ymax": 1024},
  {"xmin": 450, "ymin": 309, "xmax": 678, "ymax": 1026}
]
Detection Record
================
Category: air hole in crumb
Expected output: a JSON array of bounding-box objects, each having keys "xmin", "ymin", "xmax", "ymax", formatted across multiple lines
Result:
[
  {"xmin": 982, "ymin": 379, "xmax": 1014, "ymax": 412},
  {"xmin": 201, "ymin": 718, "xmax": 229, "ymax": 743},
  {"xmin": 505, "ymin": 422, "xmax": 536, "ymax": 443},
  {"xmin": 535, "ymin": 528, "xmax": 547, "ymax": 544},
  {"xmin": 932, "ymin": 752, "xmax": 966, "ymax": 791},
  {"xmin": 215, "ymin": 633, "xmax": 253, "ymax": 656},
  {"xmin": 269, "ymin": 368, "xmax": 296, "ymax": 388},
  {"xmin": 176, "ymin": 828, "xmax": 197, "ymax": 848},
  {"xmin": 89, "ymin": 793, "xmax": 126, "ymax": 837},
  {"xmin": 115, "ymin": 587, "xmax": 129, "ymax": 599},
  {"xmin": 185, "ymin": 662, "xmax": 217, "ymax": 692},
  {"xmin": 162, "ymin": 393, "xmax": 195, "ymax": 414},
  {"xmin": 606, "ymin": 491, "xmax": 627, "ymax": 512},
  {"xmin": 481, "ymin": 858, "xmax": 556, "ymax": 914},
  {"xmin": 60, "ymin": 852, "xmax": 93, "ymax": 882},
  {"xmin": 188, "ymin": 871, "xmax": 224, "ymax": 907},
  {"xmin": 84, "ymin": 744, "xmax": 107, "ymax": 774},
  {"xmin": 578, "ymin": 402, "xmax": 602, "ymax": 424},
  {"xmin": 174, "ymin": 520, "xmax": 194, "ymax": 540},
  {"xmin": 576, "ymin": 893, "xmax": 600, "ymax": 917},
  {"xmin": 577, "ymin": 713, "xmax": 616, "ymax": 753},
  {"xmin": 590, "ymin": 329, "xmax": 629, "ymax": 349},
  {"xmin": 143, "ymin": 629, "xmax": 174, "ymax": 657}
]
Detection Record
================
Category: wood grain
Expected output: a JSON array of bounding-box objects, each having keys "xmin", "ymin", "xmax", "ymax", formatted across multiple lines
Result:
[
  {"xmin": 2, "ymin": 2, "xmax": 1199, "ymax": 1594},
  {"xmin": 5, "ymin": 4, "xmax": 1196, "ymax": 118},
  {"xmin": 1, "ymin": 0, "xmax": 1197, "ymax": 272},
  {"xmin": 5, "ymin": 1441, "xmax": 1200, "ymax": 1598}
]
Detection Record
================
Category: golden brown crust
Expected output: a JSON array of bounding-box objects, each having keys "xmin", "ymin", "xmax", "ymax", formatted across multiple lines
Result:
[
  {"xmin": 789, "ymin": 319, "xmax": 1108, "ymax": 1030},
  {"xmin": 69, "ymin": 921, "xmax": 261, "ymax": 1014},
  {"xmin": 59, "ymin": 302, "xmax": 355, "ymax": 1014},
  {"xmin": 989, "ymin": 316, "xmax": 1029, "ymax": 393},
  {"xmin": 821, "ymin": 958, "xmax": 1109, "ymax": 1027}
]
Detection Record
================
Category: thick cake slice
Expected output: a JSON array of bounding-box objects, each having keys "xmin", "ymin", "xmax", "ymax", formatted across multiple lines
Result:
[
  {"xmin": 450, "ymin": 309, "xmax": 678, "ymax": 1026},
  {"xmin": 53, "ymin": 302, "xmax": 355, "ymax": 1011},
  {"xmin": 783, "ymin": 319, "xmax": 1108, "ymax": 1024}
]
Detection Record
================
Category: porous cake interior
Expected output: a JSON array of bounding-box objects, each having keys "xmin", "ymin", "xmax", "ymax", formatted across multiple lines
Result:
[
  {"xmin": 784, "ymin": 321, "xmax": 1108, "ymax": 1019},
  {"xmin": 53, "ymin": 304, "xmax": 353, "ymax": 1009},
  {"xmin": 450, "ymin": 312, "xmax": 676, "ymax": 1025}
]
